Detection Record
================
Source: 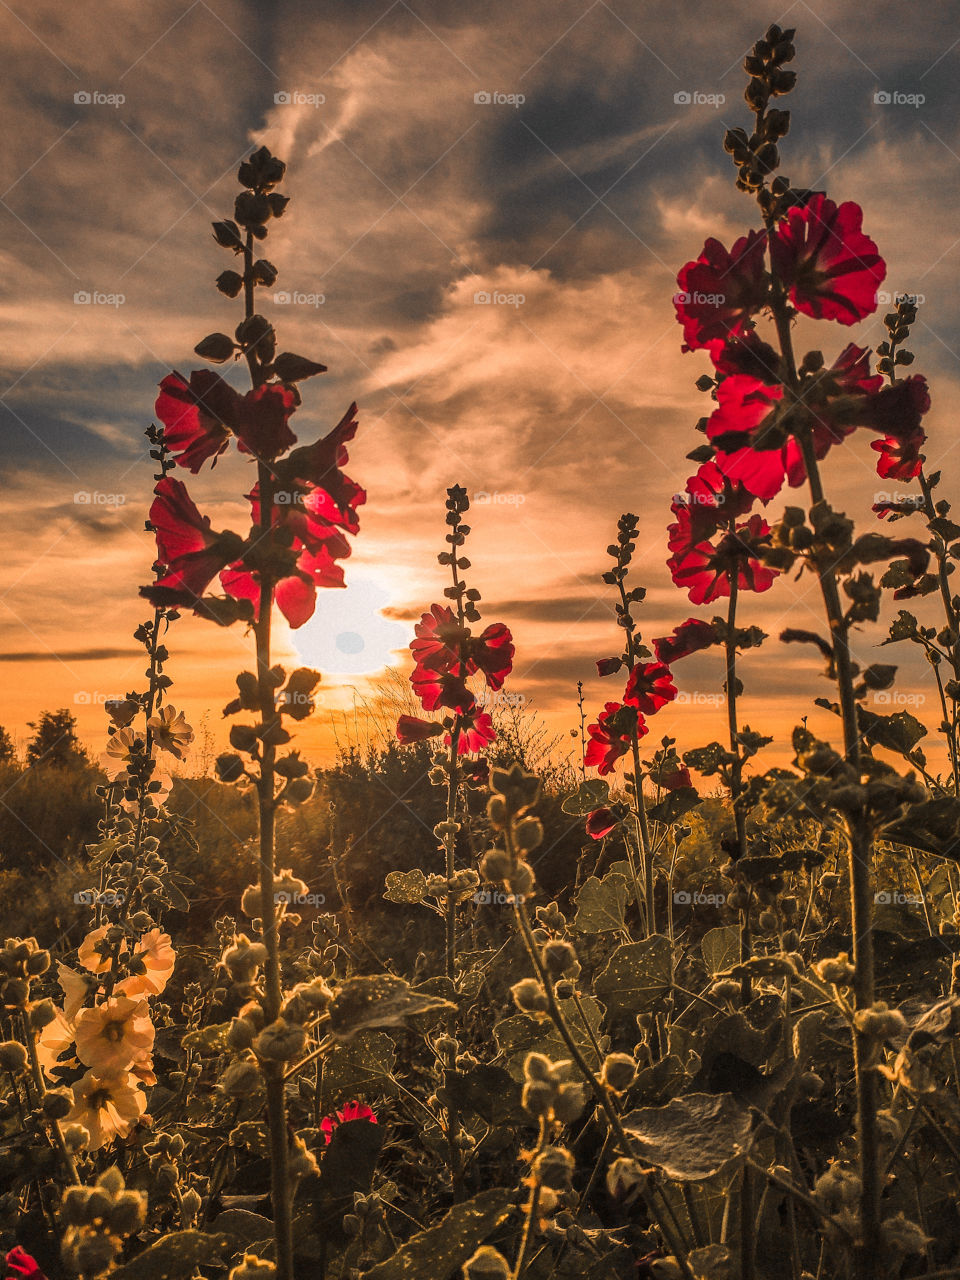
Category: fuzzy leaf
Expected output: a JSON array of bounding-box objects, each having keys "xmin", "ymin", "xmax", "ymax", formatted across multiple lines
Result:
[
  {"xmin": 328, "ymin": 975, "xmax": 455, "ymax": 1039},
  {"xmin": 111, "ymin": 1232, "xmax": 229, "ymax": 1280},
  {"xmin": 593, "ymin": 935, "xmax": 672, "ymax": 1015},
  {"xmin": 620, "ymin": 1092, "xmax": 753, "ymax": 1180},
  {"xmin": 362, "ymin": 1188, "xmax": 513, "ymax": 1280},
  {"xmin": 561, "ymin": 778, "xmax": 610, "ymax": 816},
  {"xmin": 573, "ymin": 872, "xmax": 629, "ymax": 933},
  {"xmin": 701, "ymin": 926, "xmax": 740, "ymax": 976}
]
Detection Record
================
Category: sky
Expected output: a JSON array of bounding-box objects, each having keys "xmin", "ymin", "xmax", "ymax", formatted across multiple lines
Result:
[{"xmin": 3, "ymin": 0, "xmax": 960, "ymax": 774}]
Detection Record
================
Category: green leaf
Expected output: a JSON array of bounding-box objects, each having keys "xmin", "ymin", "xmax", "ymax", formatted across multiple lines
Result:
[
  {"xmin": 572, "ymin": 872, "xmax": 629, "ymax": 933},
  {"xmin": 684, "ymin": 743, "xmax": 727, "ymax": 777},
  {"xmin": 621, "ymin": 1092, "xmax": 753, "ymax": 1181},
  {"xmin": 593, "ymin": 935, "xmax": 673, "ymax": 1015},
  {"xmin": 181, "ymin": 1022, "xmax": 232, "ymax": 1056},
  {"xmin": 882, "ymin": 797, "xmax": 960, "ymax": 860},
  {"xmin": 647, "ymin": 786, "xmax": 702, "ymax": 826},
  {"xmin": 383, "ymin": 869, "xmax": 430, "ymax": 905},
  {"xmin": 111, "ymin": 1232, "xmax": 229, "ymax": 1280},
  {"xmin": 494, "ymin": 997, "xmax": 606, "ymax": 1081},
  {"xmin": 328, "ymin": 975, "xmax": 455, "ymax": 1039},
  {"xmin": 561, "ymin": 778, "xmax": 610, "ymax": 816},
  {"xmin": 318, "ymin": 1030, "xmax": 396, "ymax": 1113},
  {"xmin": 362, "ymin": 1188, "xmax": 513, "ymax": 1280},
  {"xmin": 857, "ymin": 707, "xmax": 927, "ymax": 755},
  {"xmin": 701, "ymin": 926, "xmax": 740, "ymax": 977}
]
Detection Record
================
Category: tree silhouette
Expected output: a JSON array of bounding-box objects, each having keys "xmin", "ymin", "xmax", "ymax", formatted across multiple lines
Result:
[
  {"xmin": 0, "ymin": 725, "xmax": 15, "ymax": 765},
  {"xmin": 26, "ymin": 708, "xmax": 86, "ymax": 768}
]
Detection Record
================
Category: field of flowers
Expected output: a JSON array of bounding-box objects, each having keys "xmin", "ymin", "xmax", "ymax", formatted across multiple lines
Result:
[{"xmin": 5, "ymin": 25, "xmax": 960, "ymax": 1280}]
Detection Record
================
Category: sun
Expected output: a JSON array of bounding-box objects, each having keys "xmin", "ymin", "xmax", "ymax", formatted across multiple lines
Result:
[{"xmin": 287, "ymin": 575, "xmax": 409, "ymax": 677}]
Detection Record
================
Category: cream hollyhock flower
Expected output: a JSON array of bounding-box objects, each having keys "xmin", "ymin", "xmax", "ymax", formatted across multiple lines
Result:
[
  {"xmin": 77, "ymin": 926, "xmax": 127, "ymax": 976},
  {"xmin": 37, "ymin": 1008, "xmax": 76, "ymax": 1079},
  {"xmin": 147, "ymin": 706, "xmax": 194, "ymax": 759},
  {"xmin": 101, "ymin": 727, "xmax": 143, "ymax": 779},
  {"xmin": 67, "ymin": 1069, "xmax": 146, "ymax": 1151},
  {"xmin": 75, "ymin": 997, "xmax": 155, "ymax": 1073},
  {"xmin": 58, "ymin": 962, "xmax": 95, "ymax": 1018},
  {"xmin": 116, "ymin": 930, "xmax": 176, "ymax": 998}
]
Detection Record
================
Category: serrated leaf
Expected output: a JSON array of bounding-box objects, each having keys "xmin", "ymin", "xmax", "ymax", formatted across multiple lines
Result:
[
  {"xmin": 318, "ymin": 1030, "xmax": 397, "ymax": 1113},
  {"xmin": 561, "ymin": 778, "xmax": 610, "ymax": 816},
  {"xmin": 701, "ymin": 926, "xmax": 740, "ymax": 976},
  {"xmin": 494, "ymin": 996, "xmax": 606, "ymax": 1081},
  {"xmin": 882, "ymin": 797, "xmax": 960, "ymax": 860},
  {"xmin": 621, "ymin": 1092, "xmax": 753, "ymax": 1181},
  {"xmin": 856, "ymin": 707, "xmax": 927, "ymax": 755},
  {"xmin": 111, "ymin": 1231, "xmax": 229, "ymax": 1280},
  {"xmin": 362, "ymin": 1188, "xmax": 513, "ymax": 1280},
  {"xmin": 647, "ymin": 786, "xmax": 702, "ymax": 826},
  {"xmin": 328, "ymin": 975, "xmax": 455, "ymax": 1039},
  {"xmin": 383, "ymin": 868, "xmax": 430, "ymax": 905},
  {"xmin": 573, "ymin": 872, "xmax": 629, "ymax": 933},
  {"xmin": 593, "ymin": 935, "xmax": 673, "ymax": 1015},
  {"xmin": 182, "ymin": 1022, "xmax": 232, "ymax": 1056}
]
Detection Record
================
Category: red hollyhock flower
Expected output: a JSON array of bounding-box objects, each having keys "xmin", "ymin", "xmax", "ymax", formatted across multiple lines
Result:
[
  {"xmin": 704, "ymin": 375, "xmax": 788, "ymax": 500},
  {"xmin": 157, "ymin": 371, "xmax": 298, "ymax": 463},
  {"xmin": 446, "ymin": 708, "xmax": 496, "ymax": 755},
  {"xmin": 585, "ymin": 807, "xmax": 618, "ymax": 840},
  {"xmin": 670, "ymin": 461, "xmax": 758, "ymax": 552},
  {"xmin": 410, "ymin": 606, "xmax": 514, "ymax": 691},
  {"xmin": 623, "ymin": 662, "xmax": 677, "ymax": 716},
  {"xmin": 863, "ymin": 376, "xmax": 930, "ymax": 480},
  {"xmin": 585, "ymin": 702, "xmax": 648, "ymax": 776},
  {"xmin": 5, "ymin": 1249, "xmax": 48, "ymax": 1280},
  {"xmin": 653, "ymin": 620, "xmax": 718, "ymax": 664},
  {"xmin": 156, "ymin": 372, "xmax": 231, "ymax": 472},
  {"xmin": 675, "ymin": 230, "xmax": 768, "ymax": 350},
  {"xmin": 321, "ymin": 1100, "xmax": 377, "ymax": 1144},
  {"xmin": 410, "ymin": 670, "xmax": 475, "ymax": 715},
  {"xmin": 141, "ymin": 478, "xmax": 242, "ymax": 608},
  {"xmin": 872, "ymin": 434, "xmax": 925, "ymax": 480},
  {"xmin": 669, "ymin": 513, "xmax": 777, "ymax": 606},
  {"xmin": 596, "ymin": 656, "xmax": 624, "ymax": 677},
  {"xmin": 771, "ymin": 194, "xmax": 886, "ymax": 325},
  {"xmin": 706, "ymin": 333, "xmax": 781, "ymax": 383},
  {"xmin": 221, "ymin": 405, "xmax": 365, "ymax": 628},
  {"xmin": 396, "ymin": 715, "xmax": 443, "ymax": 744}
]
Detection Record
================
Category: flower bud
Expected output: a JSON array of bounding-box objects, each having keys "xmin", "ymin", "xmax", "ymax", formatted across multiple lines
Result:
[
  {"xmin": 220, "ymin": 1060, "xmax": 262, "ymax": 1097},
  {"xmin": 511, "ymin": 978, "xmax": 548, "ymax": 1015},
  {"xmin": 600, "ymin": 1052, "xmax": 637, "ymax": 1093},
  {"xmin": 0, "ymin": 1040, "xmax": 28, "ymax": 1073},
  {"xmin": 534, "ymin": 1146, "xmax": 575, "ymax": 1190},
  {"xmin": 463, "ymin": 1245, "xmax": 511, "ymax": 1280}
]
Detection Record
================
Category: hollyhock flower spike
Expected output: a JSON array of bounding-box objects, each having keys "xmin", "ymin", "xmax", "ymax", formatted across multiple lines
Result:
[
  {"xmin": 675, "ymin": 229, "xmax": 768, "ymax": 350},
  {"xmin": 585, "ymin": 702, "xmax": 648, "ymax": 776}
]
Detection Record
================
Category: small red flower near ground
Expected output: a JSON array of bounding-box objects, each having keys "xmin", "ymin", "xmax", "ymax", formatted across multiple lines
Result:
[
  {"xmin": 675, "ymin": 230, "xmax": 768, "ymax": 350},
  {"xmin": 321, "ymin": 1100, "xmax": 377, "ymax": 1144},
  {"xmin": 770, "ymin": 194, "xmax": 885, "ymax": 325},
  {"xmin": 585, "ymin": 807, "xmax": 618, "ymax": 839},
  {"xmin": 662, "ymin": 766, "xmax": 692, "ymax": 791},
  {"xmin": 585, "ymin": 702, "xmax": 648, "ymax": 775},
  {"xmin": 4, "ymin": 1248, "xmax": 48, "ymax": 1280},
  {"xmin": 623, "ymin": 662, "xmax": 677, "ymax": 716}
]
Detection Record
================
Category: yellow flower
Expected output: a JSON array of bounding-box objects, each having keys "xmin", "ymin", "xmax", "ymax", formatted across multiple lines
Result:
[
  {"xmin": 78, "ymin": 926, "xmax": 127, "ymax": 976},
  {"xmin": 147, "ymin": 706, "xmax": 194, "ymax": 759},
  {"xmin": 75, "ymin": 997, "xmax": 155, "ymax": 1073},
  {"xmin": 67, "ymin": 1069, "xmax": 146, "ymax": 1152},
  {"xmin": 37, "ymin": 1009, "xmax": 76, "ymax": 1079},
  {"xmin": 116, "ymin": 930, "xmax": 176, "ymax": 998}
]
